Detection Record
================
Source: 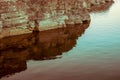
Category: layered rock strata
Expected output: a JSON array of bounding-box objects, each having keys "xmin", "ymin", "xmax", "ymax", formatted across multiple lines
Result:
[
  {"xmin": 0, "ymin": 0, "xmax": 114, "ymax": 38},
  {"xmin": 0, "ymin": 0, "xmax": 30, "ymax": 38},
  {"xmin": 0, "ymin": 0, "xmax": 114, "ymax": 78}
]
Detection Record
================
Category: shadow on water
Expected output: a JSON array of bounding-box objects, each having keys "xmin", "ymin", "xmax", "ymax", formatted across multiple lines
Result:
[{"xmin": 0, "ymin": 21, "xmax": 90, "ymax": 78}]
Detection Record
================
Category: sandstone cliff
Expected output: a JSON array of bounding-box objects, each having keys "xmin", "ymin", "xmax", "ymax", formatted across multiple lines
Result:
[{"xmin": 0, "ymin": 0, "xmax": 113, "ymax": 38}]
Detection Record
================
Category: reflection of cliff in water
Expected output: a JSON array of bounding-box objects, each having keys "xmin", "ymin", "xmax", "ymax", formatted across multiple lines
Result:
[{"xmin": 0, "ymin": 21, "xmax": 90, "ymax": 78}]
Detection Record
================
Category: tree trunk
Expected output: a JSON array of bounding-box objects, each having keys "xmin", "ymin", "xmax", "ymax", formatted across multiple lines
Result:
[{"xmin": 34, "ymin": 20, "xmax": 39, "ymax": 32}]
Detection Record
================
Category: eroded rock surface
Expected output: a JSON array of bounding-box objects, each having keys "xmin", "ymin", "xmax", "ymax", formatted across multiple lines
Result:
[
  {"xmin": 0, "ymin": 0, "xmax": 114, "ymax": 38},
  {"xmin": 0, "ymin": 0, "xmax": 114, "ymax": 78}
]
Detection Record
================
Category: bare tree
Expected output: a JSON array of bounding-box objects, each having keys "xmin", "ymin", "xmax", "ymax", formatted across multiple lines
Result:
[{"xmin": 22, "ymin": 0, "xmax": 45, "ymax": 32}]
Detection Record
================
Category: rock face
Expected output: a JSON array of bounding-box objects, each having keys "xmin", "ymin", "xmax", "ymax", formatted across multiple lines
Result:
[
  {"xmin": 0, "ymin": 0, "xmax": 114, "ymax": 38},
  {"xmin": 0, "ymin": 0, "xmax": 114, "ymax": 78},
  {"xmin": 0, "ymin": 0, "xmax": 31, "ymax": 38},
  {"xmin": 0, "ymin": 1, "xmax": 29, "ymax": 27}
]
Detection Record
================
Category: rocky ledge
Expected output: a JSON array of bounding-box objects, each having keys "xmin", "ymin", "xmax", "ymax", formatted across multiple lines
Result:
[
  {"xmin": 0, "ymin": 0, "xmax": 114, "ymax": 38},
  {"xmin": 0, "ymin": 0, "xmax": 114, "ymax": 78}
]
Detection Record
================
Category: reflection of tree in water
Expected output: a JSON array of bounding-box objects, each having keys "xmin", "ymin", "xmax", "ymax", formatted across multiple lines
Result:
[{"xmin": 0, "ymin": 21, "xmax": 90, "ymax": 79}]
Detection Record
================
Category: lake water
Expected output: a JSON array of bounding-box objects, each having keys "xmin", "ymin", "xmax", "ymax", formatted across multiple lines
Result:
[{"xmin": 1, "ymin": 0, "xmax": 120, "ymax": 80}]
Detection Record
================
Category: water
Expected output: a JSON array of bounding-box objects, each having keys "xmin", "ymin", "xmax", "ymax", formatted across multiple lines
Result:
[{"xmin": 1, "ymin": 0, "xmax": 120, "ymax": 80}]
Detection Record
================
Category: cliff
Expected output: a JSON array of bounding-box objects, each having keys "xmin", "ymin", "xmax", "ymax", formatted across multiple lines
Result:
[
  {"xmin": 0, "ymin": 0, "xmax": 114, "ymax": 38},
  {"xmin": 0, "ymin": 0, "xmax": 114, "ymax": 78}
]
